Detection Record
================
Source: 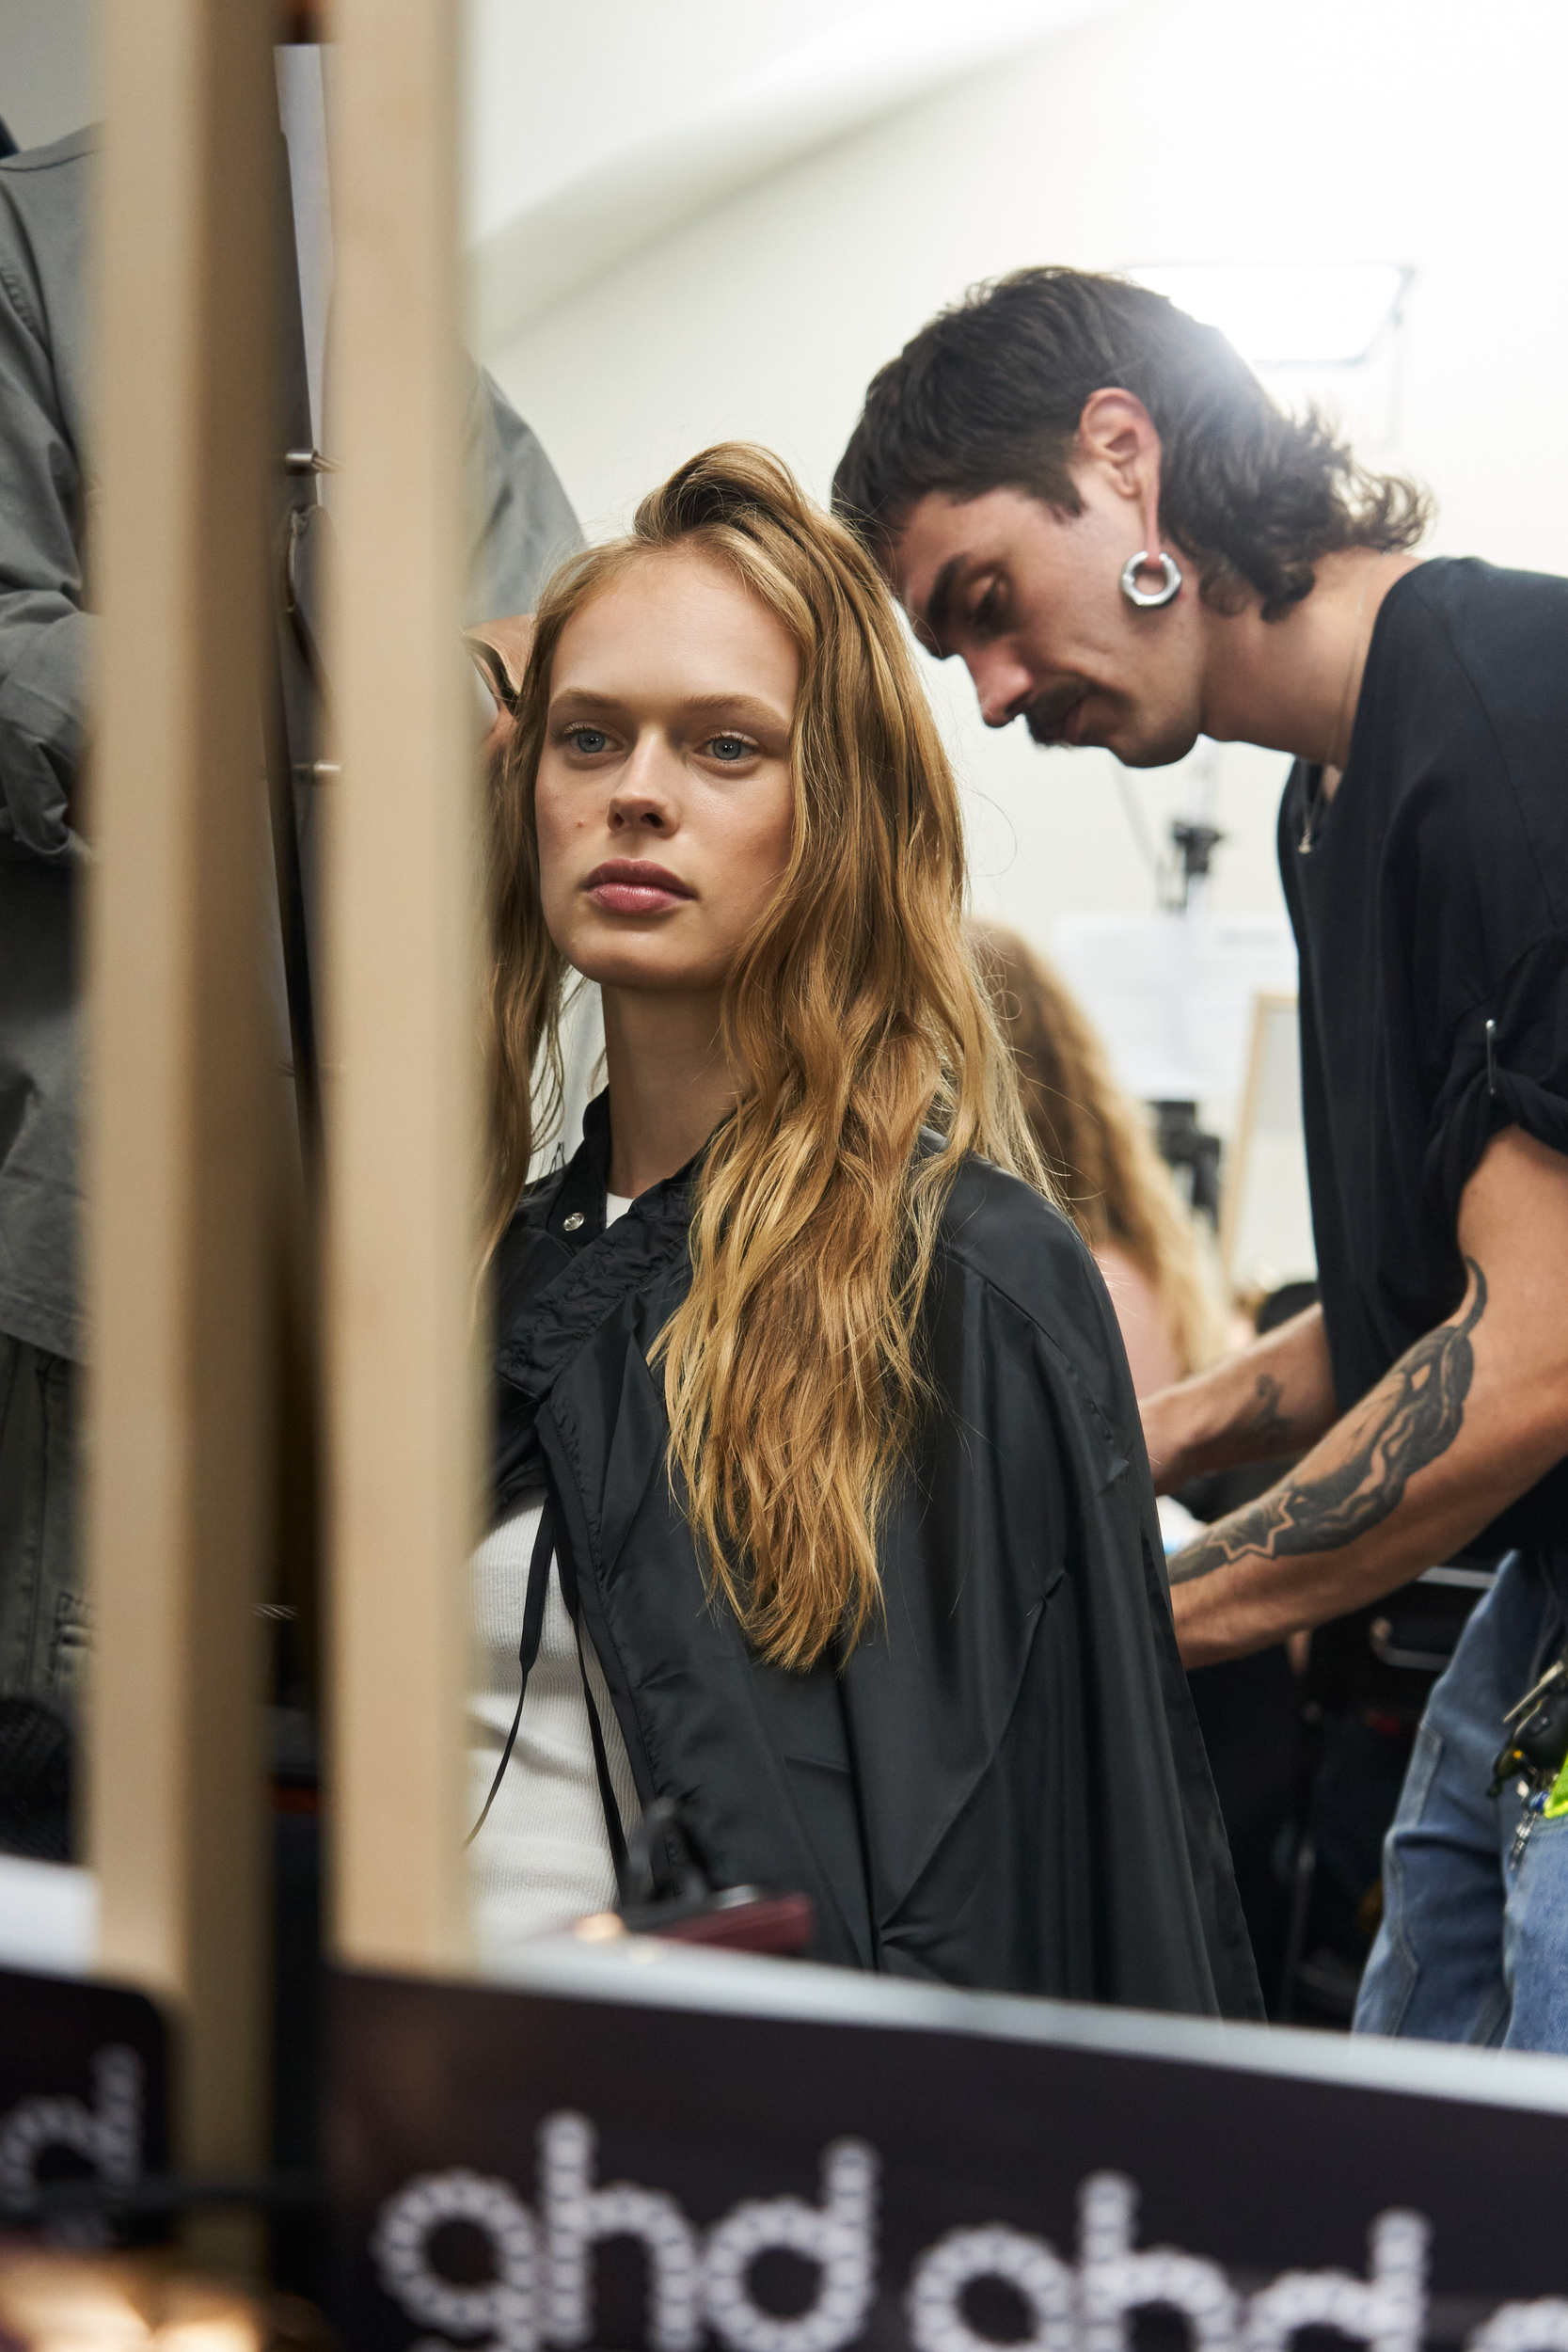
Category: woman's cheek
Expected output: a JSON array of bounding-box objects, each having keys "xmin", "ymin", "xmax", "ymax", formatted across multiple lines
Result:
[
  {"xmin": 749, "ymin": 773, "xmax": 796, "ymax": 900},
  {"xmin": 532, "ymin": 784, "xmax": 576, "ymax": 940}
]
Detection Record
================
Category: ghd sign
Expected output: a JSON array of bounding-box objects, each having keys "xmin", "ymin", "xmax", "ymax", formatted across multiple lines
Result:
[
  {"xmin": 0, "ymin": 2044, "xmax": 144, "ymax": 2243},
  {"xmin": 0, "ymin": 1969, "xmax": 166, "ymax": 2249},
  {"xmin": 368, "ymin": 2112, "xmax": 1567, "ymax": 2352},
  {"xmin": 326, "ymin": 1963, "xmax": 1568, "ymax": 2352}
]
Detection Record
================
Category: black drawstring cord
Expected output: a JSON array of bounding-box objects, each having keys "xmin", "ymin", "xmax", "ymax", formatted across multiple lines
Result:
[
  {"xmin": 465, "ymin": 1494, "xmax": 630, "ymax": 1894},
  {"xmin": 467, "ymin": 1496, "xmax": 555, "ymax": 1846},
  {"xmin": 556, "ymin": 1541, "xmax": 630, "ymax": 1899}
]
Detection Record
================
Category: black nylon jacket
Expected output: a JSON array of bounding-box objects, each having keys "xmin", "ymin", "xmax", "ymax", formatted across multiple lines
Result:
[{"xmin": 492, "ymin": 1097, "xmax": 1261, "ymax": 2019}]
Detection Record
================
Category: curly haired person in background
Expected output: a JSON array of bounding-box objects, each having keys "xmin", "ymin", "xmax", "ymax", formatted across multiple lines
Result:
[{"xmin": 972, "ymin": 924, "xmax": 1224, "ymax": 1394}]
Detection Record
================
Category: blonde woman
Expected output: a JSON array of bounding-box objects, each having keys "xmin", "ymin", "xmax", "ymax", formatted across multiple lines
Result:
[
  {"xmin": 972, "ymin": 927, "xmax": 1227, "ymax": 1394},
  {"xmin": 471, "ymin": 445, "xmax": 1257, "ymax": 2015}
]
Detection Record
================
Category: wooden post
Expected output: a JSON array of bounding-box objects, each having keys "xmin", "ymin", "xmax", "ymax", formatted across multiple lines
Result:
[
  {"xmin": 325, "ymin": 0, "xmax": 479, "ymax": 1971},
  {"xmin": 87, "ymin": 0, "xmax": 277, "ymax": 2200}
]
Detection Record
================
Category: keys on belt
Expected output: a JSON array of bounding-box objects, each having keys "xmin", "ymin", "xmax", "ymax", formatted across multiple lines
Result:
[{"xmin": 1491, "ymin": 1648, "xmax": 1568, "ymax": 1866}]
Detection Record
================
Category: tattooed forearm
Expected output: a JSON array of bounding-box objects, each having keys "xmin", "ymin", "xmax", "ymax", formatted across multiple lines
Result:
[{"xmin": 1168, "ymin": 1263, "xmax": 1487, "ymax": 1586}]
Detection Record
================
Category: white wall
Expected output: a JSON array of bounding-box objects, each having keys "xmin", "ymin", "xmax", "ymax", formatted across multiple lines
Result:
[
  {"xmin": 0, "ymin": 0, "xmax": 93, "ymax": 151},
  {"xmin": 485, "ymin": 0, "xmax": 1568, "ymax": 976}
]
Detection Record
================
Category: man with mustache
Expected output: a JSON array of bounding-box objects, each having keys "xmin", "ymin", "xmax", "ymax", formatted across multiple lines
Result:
[{"xmin": 834, "ymin": 266, "xmax": 1568, "ymax": 2050}]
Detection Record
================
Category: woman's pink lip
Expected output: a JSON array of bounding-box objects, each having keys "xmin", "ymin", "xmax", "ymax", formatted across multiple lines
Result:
[
  {"xmin": 582, "ymin": 862, "xmax": 694, "ymax": 915},
  {"xmin": 588, "ymin": 881, "xmax": 690, "ymax": 914}
]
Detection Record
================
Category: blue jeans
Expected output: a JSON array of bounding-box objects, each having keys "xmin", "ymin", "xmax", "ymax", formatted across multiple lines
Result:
[{"xmin": 1354, "ymin": 1548, "xmax": 1568, "ymax": 2052}]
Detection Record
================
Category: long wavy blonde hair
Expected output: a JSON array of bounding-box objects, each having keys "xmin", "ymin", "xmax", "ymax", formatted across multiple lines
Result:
[
  {"xmin": 485, "ymin": 444, "xmax": 1049, "ymax": 1668},
  {"xmin": 972, "ymin": 925, "xmax": 1225, "ymax": 1377}
]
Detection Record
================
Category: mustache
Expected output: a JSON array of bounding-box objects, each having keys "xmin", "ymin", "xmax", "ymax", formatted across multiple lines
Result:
[{"xmin": 1023, "ymin": 682, "xmax": 1089, "ymax": 745}]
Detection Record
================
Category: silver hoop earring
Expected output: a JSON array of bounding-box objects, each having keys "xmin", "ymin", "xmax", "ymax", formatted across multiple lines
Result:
[{"xmin": 1120, "ymin": 549, "xmax": 1181, "ymax": 610}]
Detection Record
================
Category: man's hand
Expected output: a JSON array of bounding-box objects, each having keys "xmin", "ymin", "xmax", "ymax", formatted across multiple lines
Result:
[
  {"xmin": 466, "ymin": 613, "xmax": 535, "ymax": 777},
  {"xmin": 1167, "ymin": 1126, "xmax": 1568, "ymax": 1665},
  {"xmin": 1140, "ymin": 1301, "xmax": 1336, "ymax": 1493}
]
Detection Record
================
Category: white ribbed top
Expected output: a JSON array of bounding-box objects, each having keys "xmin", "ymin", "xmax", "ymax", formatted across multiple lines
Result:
[{"xmin": 467, "ymin": 1191, "xmax": 641, "ymax": 1965}]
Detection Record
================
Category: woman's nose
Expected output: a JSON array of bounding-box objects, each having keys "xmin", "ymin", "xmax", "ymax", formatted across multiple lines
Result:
[{"xmin": 607, "ymin": 737, "xmax": 675, "ymax": 829}]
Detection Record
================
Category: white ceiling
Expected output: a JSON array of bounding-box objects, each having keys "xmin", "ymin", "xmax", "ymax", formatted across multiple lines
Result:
[{"xmin": 465, "ymin": 0, "xmax": 1123, "ymax": 355}]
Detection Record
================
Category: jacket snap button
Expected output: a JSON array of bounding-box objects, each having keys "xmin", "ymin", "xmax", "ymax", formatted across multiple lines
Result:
[{"xmin": 562, "ymin": 1211, "xmax": 584, "ymax": 1232}]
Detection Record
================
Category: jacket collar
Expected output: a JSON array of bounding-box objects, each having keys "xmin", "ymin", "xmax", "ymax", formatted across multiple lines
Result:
[
  {"xmin": 543, "ymin": 1086, "xmax": 614, "ymax": 1246},
  {"xmin": 496, "ymin": 1090, "xmax": 700, "ymax": 1406}
]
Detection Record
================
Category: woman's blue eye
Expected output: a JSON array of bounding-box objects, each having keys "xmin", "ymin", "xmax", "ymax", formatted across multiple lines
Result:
[
  {"xmin": 570, "ymin": 727, "xmax": 609, "ymax": 755},
  {"xmin": 708, "ymin": 734, "xmax": 751, "ymax": 762}
]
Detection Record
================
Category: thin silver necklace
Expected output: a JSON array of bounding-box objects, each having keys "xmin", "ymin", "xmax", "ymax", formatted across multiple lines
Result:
[{"xmin": 1300, "ymin": 575, "xmax": 1370, "ymax": 855}]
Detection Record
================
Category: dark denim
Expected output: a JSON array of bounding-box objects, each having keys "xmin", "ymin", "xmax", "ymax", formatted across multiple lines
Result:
[
  {"xmin": 1354, "ymin": 1548, "xmax": 1568, "ymax": 2052},
  {"xmin": 0, "ymin": 1331, "xmax": 84, "ymax": 1708}
]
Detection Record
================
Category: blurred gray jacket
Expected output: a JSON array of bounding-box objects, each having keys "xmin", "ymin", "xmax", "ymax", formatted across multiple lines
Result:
[
  {"xmin": 0, "ymin": 131, "xmax": 91, "ymax": 1361},
  {"xmin": 0, "ymin": 127, "xmax": 581, "ymax": 1362}
]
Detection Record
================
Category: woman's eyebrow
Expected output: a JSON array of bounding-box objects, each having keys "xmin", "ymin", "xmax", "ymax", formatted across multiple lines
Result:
[
  {"xmin": 676, "ymin": 692, "xmax": 790, "ymax": 732},
  {"xmin": 547, "ymin": 687, "xmax": 636, "ymax": 718},
  {"xmin": 548, "ymin": 688, "xmax": 790, "ymax": 732}
]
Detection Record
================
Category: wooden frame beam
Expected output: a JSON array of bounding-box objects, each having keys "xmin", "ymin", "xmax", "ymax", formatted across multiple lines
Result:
[
  {"xmin": 326, "ymin": 0, "xmax": 478, "ymax": 1972},
  {"xmin": 88, "ymin": 0, "xmax": 277, "ymax": 2192}
]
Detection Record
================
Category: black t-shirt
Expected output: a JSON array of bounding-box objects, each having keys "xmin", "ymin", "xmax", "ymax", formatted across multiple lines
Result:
[{"xmin": 1278, "ymin": 556, "xmax": 1568, "ymax": 1555}]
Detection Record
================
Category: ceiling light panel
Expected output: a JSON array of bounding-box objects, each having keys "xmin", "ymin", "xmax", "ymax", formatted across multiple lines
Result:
[{"xmin": 1123, "ymin": 262, "xmax": 1412, "ymax": 370}]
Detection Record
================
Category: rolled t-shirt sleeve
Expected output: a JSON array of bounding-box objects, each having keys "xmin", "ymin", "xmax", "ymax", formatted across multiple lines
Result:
[
  {"xmin": 0, "ymin": 220, "xmax": 92, "ymax": 864},
  {"xmin": 1423, "ymin": 930, "xmax": 1568, "ymax": 1233}
]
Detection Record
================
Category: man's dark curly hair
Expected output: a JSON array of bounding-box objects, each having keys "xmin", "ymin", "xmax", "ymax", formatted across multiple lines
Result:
[{"xmin": 832, "ymin": 268, "xmax": 1430, "ymax": 622}]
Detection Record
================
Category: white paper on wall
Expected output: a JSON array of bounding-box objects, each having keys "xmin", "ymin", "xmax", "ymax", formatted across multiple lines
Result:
[{"xmin": 1053, "ymin": 911, "xmax": 1298, "ymax": 1112}]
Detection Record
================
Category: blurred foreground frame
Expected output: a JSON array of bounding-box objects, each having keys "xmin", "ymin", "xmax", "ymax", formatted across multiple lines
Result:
[
  {"xmin": 85, "ymin": 0, "xmax": 484, "ymax": 2278},
  {"xmin": 87, "ymin": 0, "xmax": 281, "ymax": 2268}
]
